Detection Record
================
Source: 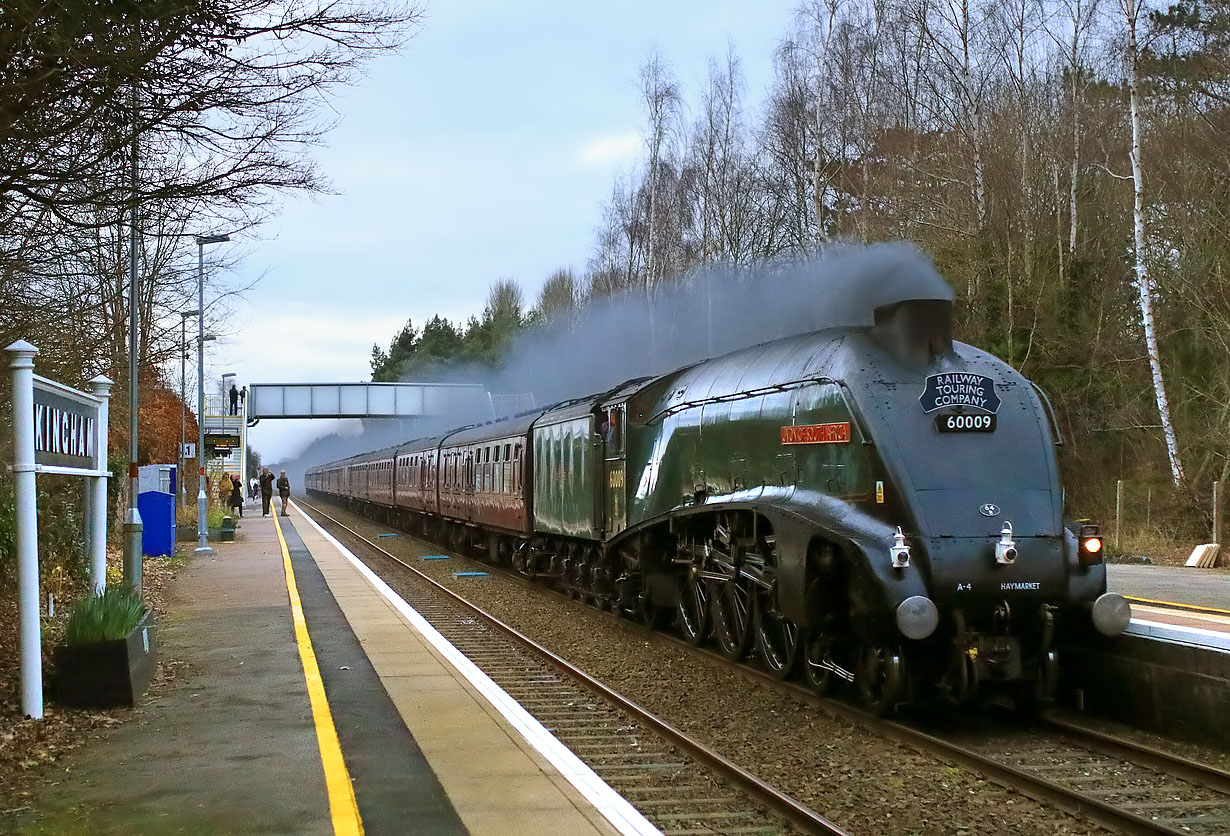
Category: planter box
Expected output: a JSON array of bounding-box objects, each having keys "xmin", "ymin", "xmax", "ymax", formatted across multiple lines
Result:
[
  {"xmin": 176, "ymin": 525, "xmax": 197, "ymax": 543},
  {"xmin": 54, "ymin": 610, "xmax": 157, "ymax": 708}
]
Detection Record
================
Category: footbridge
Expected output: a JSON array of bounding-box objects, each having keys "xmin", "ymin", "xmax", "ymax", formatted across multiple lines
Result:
[
  {"xmin": 197, "ymin": 383, "xmax": 490, "ymax": 489},
  {"xmin": 246, "ymin": 382, "xmax": 489, "ymax": 420}
]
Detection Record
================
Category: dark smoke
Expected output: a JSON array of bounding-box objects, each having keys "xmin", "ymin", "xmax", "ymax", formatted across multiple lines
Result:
[
  {"xmin": 278, "ymin": 241, "xmax": 953, "ymax": 481},
  {"xmin": 491, "ymin": 241, "xmax": 953, "ymax": 406}
]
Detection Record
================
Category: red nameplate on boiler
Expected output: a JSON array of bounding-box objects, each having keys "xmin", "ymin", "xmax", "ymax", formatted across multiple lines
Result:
[{"xmin": 780, "ymin": 423, "xmax": 850, "ymax": 445}]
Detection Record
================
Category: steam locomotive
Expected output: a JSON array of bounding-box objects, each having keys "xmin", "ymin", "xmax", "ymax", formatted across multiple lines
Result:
[{"xmin": 306, "ymin": 292, "xmax": 1130, "ymax": 715}]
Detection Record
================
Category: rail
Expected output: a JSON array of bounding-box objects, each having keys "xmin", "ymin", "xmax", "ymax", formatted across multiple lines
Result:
[{"xmin": 298, "ymin": 498, "xmax": 851, "ymax": 836}]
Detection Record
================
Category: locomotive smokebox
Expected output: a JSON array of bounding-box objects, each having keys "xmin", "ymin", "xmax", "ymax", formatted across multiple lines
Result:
[{"xmin": 870, "ymin": 299, "xmax": 954, "ymax": 368}]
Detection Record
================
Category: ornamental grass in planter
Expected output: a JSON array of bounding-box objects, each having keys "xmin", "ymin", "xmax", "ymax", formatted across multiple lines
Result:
[{"xmin": 55, "ymin": 587, "xmax": 157, "ymax": 708}]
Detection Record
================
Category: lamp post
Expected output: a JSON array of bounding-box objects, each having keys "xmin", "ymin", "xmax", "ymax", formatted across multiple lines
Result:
[
  {"xmin": 195, "ymin": 233, "xmax": 229, "ymax": 555},
  {"xmin": 221, "ymin": 371, "xmax": 236, "ymax": 490},
  {"xmin": 179, "ymin": 311, "xmax": 199, "ymax": 509}
]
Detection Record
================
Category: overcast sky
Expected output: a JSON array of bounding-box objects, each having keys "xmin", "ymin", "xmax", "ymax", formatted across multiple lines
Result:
[{"xmin": 216, "ymin": 1, "xmax": 800, "ymax": 463}]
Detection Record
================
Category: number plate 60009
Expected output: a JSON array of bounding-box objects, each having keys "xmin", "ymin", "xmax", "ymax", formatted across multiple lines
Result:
[{"xmin": 936, "ymin": 413, "xmax": 996, "ymax": 433}]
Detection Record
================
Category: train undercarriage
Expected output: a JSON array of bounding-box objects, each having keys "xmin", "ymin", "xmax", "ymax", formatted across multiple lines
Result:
[{"xmin": 321, "ymin": 493, "xmax": 1062, "ymax": 717}]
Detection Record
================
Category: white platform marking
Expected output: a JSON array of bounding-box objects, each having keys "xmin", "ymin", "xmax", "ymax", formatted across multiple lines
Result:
[
  {"xmin": 294, "ymin": 504, "xmax": 663, "ymax": 836},
  {"xmin": 1126, "ymin": 617, "xmax": 1230, "ymax": 652}
]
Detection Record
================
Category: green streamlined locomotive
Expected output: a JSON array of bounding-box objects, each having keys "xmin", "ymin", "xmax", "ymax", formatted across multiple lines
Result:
[{"xmin": 307, "ymin": 295, "xmax": 1129, "ymax": 715}]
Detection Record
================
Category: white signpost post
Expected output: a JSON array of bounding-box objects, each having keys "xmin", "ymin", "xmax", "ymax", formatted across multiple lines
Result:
[{"xmin": 7, "ymin": 340, "xmax": 112, "ymax": 720}]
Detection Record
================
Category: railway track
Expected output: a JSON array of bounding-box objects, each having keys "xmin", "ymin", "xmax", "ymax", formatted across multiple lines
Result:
[
  {"xmin": 303, "ymin": 498, "xmax": 1230, "ymax": 836},
  {"xmin": 298, "ymin": 499, "xmax": 847, "ymax": 836}
]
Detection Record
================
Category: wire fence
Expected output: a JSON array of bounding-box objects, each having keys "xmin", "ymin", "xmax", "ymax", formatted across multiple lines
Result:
[{"xmin": 1107, "ymin": 479, "xmax": 1224, "ymax": 563}]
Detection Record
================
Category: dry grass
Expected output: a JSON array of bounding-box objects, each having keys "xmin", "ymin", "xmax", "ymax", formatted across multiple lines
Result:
[{"xmin": 1112, "ymin": 529, "xmax": 1211, "ymax": 566}]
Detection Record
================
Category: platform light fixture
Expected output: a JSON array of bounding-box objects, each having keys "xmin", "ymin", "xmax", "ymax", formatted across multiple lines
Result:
[
  {"xmin": 195, "ymin": 233, "xmax": 229, "ymax": 556},
  {"xmin": 179, "ymin": 311, "xmax": 199, "ymax": 509}
]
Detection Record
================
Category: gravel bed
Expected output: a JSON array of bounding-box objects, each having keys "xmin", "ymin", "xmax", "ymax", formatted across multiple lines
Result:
[
  {"xmin": 1048, "ymin": 708, "xmax": 1230, "ymax": 773},
  {"xmin": 312, "ymin": 503, "xmax": 1109, "ymax": 836}
]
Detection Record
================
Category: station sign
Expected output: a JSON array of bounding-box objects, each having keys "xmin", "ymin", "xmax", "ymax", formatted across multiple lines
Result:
[
  {"xmin": 33, "ymin": 378, "xmax": 100, "ymax": 471},
  {"xmin": 207, "ymin": 433, "xmax": 241, "ymax": 454}
]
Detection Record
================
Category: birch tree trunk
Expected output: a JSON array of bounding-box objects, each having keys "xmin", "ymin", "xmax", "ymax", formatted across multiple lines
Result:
[
  {"xmin": 1124, "ymin": 0, "xmax": 1185, "ymax": 486},
  {"xmin": 799, "ymin": 0, "xmax": 842, "ymax": 244}
]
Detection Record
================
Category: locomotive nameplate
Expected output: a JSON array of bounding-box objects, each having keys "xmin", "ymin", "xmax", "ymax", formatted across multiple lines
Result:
[
  {"xmin": 919, "ymin": 373, "xmax": 1001, "ymax": 413},
  {"xmin": 935, "ymin": 413, "xmax": 996, "ymax": 433},
  {"xmin": 781, "ymin": 422, "xmax": 850, "ymax": 445}
]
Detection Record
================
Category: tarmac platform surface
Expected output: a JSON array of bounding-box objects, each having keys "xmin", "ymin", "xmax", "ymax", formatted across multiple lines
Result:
[
  {"xmin": 10, "ymin": 501, "xmax": 648, "ymax": 836},
  {"xmin": 1108, "ymin": 563, "xmax": 1230, "ymax": 611},
  {"xmin": 1107, "ymin": 564, "xmax": 1230, "ymax": 650}
]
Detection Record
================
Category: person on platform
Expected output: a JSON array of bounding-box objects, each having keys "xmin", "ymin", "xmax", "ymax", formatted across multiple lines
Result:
[
  {"xmin": 218, "ymin": 473, "xmax": 232, "ymax": 506},
  {"xmin": 228, "ymin": 383, "xmax": 239, "ymax": 415},
  {"xmin": 249, "ymin": 476, "xmax": 257, "ymax": 500},
  {"xmin": 259, "ymin": 467, "xmax": 275, "ymax": 517},
  {"xmin": 240, "ymin": 385, "xmax": 247, "ymax": 411},
  {"xmin": 229, "ymin": 476, "xmax": 244, "ymax": 518},
  {"xmin": 277, "ymin": 470, "xmax": 291, "ymax": 516}
]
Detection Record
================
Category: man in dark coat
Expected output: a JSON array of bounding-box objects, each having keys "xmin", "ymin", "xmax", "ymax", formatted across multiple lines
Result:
[
  {"xmin": 277, "ymin": 470, "xmax": 291, "ymax": 516},
  {"xmin": 259, "ymin": 467, "xmax": 275, "ymax": 517},
  {"xmin": 229, "ymin": 383, "xmax": 239, "ymax": 415},
  {"xmin": 229, "ymin": 477, "xmax": 244, "ymax": 518}
]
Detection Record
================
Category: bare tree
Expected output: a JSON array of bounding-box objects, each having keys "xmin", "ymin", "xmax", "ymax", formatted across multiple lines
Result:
[
  {"xmin": 761, "ymin": 37, "xmax": 818, "ymax": 251},
  {"xmin": 689, "ymin": 44, "xmax": 769, "ymax": 264},
  {"xmin": 0, "ymin": 1, "xmax": 420, "ymax": 230},
  {"xmin": 1047, "ymin": 0, "xmax": 1104, "ymax": 271},
  {"xmin": 1119, "ymin": 0, "xmax": 1185, "ymax": 485},
  {"xmin": 535, "ymin": 269, "xmax": 578, "ymax": 321},
  {"xmin": 796, "ymin": 0, "xmax": 846, "ymax": 242},
  {"xmin": 639, "ymin": 50, "xmax": 685, "ymax": 292}
]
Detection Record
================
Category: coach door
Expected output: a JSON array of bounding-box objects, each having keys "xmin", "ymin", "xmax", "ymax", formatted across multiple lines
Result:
[
  {"xmin": 603, "ymin": 404, "xmax": 627, "ymax": 537},
  {"xmin": 464, "ymin": 450, "xmax": 475, "ymax": 521}
]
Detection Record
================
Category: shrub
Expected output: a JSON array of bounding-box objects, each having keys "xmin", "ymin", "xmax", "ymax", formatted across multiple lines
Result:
[{"xmin": 63, "ymin": 586, "xmax": 146, "ymax": 645}]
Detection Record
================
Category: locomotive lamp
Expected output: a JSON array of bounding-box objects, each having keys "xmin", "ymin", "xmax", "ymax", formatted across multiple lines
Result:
[
  {"xmin": 890, "ymin": 527, "xmax": 911, "ymax": 568},
  {"xmin": 995, "ymin": 521, "xmax": 1018, "ymax": 564},
  {"xmin": 1078, "ymin": 523, "xmax": 1103, "ymax": 565}
]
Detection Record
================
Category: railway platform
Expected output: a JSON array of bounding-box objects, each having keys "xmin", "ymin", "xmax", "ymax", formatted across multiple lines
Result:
[
  {"xmin": 9, "ymin": 501, "xmax": 651, "ymax": 836},
  {"xmin": 1107, "ymin": 563, "xmax": 1230, "ymax": 650},
  {"xmin": 1065, "ymin": 563, "xmax": 1230, "ymax": 749}
]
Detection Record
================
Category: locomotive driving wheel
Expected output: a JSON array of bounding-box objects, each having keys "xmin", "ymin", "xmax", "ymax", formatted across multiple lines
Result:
[
  {"xmin": 711, "ymin": 577, "xmax": 752, "ymax": 659},
  {"xmin": 675, "ymin": 537, "xmax": 710, "ymax": 646},
  {"xmin": 756, "ymin": 602, "xmax": 800, "ymax": 679},
  {"xmin": 857, "ymin": 645, "xmax": 905, "ymax": 717},
  {"xmin": 753, "ymin": 535, "xmax": 800, "ymax": 680},
  {"xmin": 708, "ymin": 514, "xmax": 753, "ymax": 660}
]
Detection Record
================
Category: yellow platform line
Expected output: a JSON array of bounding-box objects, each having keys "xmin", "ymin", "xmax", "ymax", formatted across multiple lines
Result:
[
  {"xmin": 274, "ymin": 512, "xmax": 364, "ymax": 836},
  {"xmin": 1124, "ymin": 595, "xmax": 1230, "ymax": 617}
]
